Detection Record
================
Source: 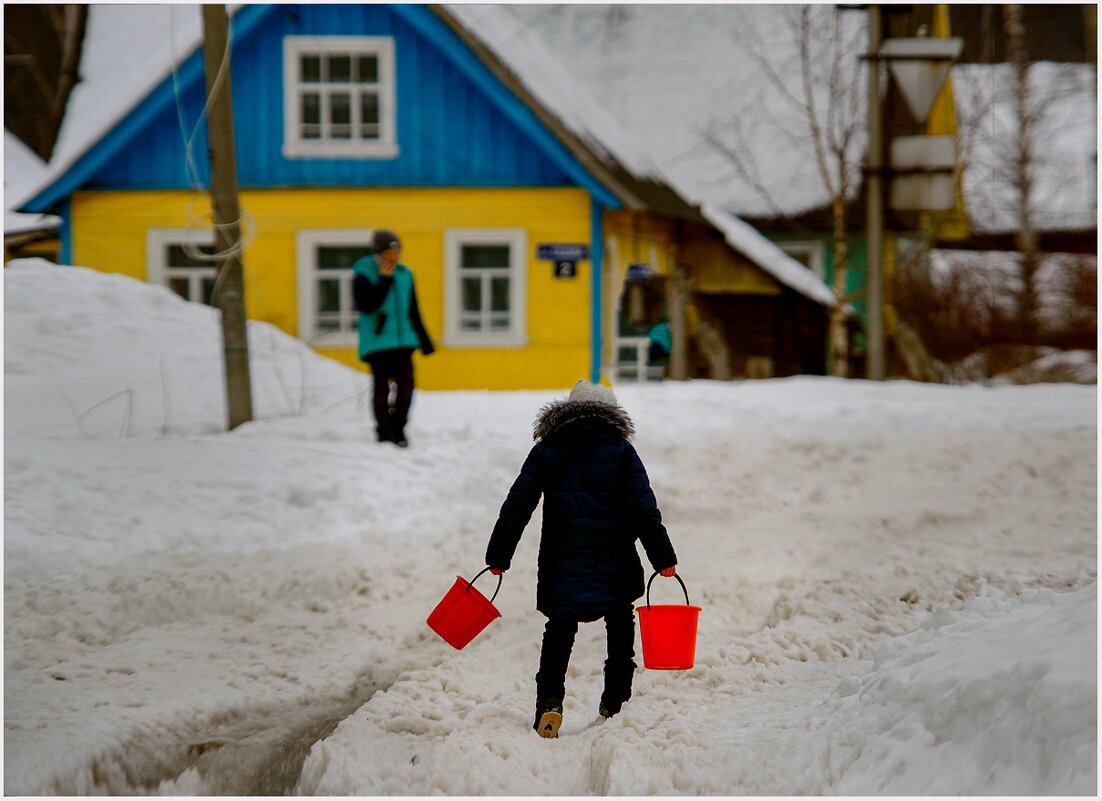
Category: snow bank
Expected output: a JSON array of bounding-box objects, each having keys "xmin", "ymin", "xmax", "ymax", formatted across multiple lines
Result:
[
  {"xmin": 804, "ymin": 583, "xmax": 1096, "ymax": 795},
  {"xmin": 5, "ymin": 259, "xmax": 356, "ymax": 438}
]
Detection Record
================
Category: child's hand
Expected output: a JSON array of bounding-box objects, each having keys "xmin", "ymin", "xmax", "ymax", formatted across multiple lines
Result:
[{"xmin": 659, "ymin": 565, "xmax": 677, "ymax": 577}]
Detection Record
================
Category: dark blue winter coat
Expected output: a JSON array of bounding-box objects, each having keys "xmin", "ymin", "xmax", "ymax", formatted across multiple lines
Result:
[{"xmin": 486, "ymin": 398, "xmax": 677, "ymax": 621}]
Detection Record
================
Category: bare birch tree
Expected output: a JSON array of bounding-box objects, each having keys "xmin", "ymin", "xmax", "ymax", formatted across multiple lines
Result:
[
  {"xmin": 704, "ymin": 5, "xmax": 866, "ymax": 376},
  {"xmin": 949, "ymin": 28, "xmax": 1095, "ymax": 348},
  {"xmin": 1004, "ymin": 5, "xmax": 1041, "ymax": 341}
]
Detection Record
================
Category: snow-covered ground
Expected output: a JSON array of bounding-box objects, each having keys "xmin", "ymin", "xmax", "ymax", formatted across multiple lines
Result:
[{"xmin": 4, "ymin": 260, "xmax": 1096, "ymax": 795}]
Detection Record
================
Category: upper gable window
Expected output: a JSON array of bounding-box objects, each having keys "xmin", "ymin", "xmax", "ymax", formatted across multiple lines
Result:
[
  {"xmin": 778, "ymin": 240, "xmax": 825, "ymax": 279},
  {"xmin": 283, "ymin": 37, "xmax": 398, "ymax": 159}
]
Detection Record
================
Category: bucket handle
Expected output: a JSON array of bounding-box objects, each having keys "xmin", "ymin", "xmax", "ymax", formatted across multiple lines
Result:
[
  {"xmin": 644, "ymin": 571, "xmax": 690, "ymax": 610},
  {"xmin": 468, "ymin": 566, "xmax": 502, "ymax": 604}
]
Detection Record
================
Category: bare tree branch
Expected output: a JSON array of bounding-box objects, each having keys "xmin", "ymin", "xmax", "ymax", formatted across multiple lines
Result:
[
  {"xmin": 729, "ymin": 11, "xmax": 809, "ymax": 118},
  {"xmin": 701, "ymin": 125, "xmax": 810, "ymax": 228},
  {"xmin": 799, "ymin": 6, "xmax": 838, "ymax": 198}
]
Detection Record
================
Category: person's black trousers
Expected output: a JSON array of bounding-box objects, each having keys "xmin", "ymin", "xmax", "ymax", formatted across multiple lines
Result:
[
  {"xmin": 365, "ymin": 348, "xmax": 415, "ymax": 442},
  {"xmin": 535, "ymin": 604, "xmax": 637, "ymax": 706}
]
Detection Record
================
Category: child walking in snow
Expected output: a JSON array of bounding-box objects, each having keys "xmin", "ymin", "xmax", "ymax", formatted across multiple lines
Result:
[{"xmin": 486, "ymin": 380, "xmax": 678, "ymax": 738}]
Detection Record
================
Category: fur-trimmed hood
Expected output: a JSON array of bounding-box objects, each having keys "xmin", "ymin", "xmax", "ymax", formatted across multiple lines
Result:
[{"xmin": 533, "ymin": 398, "xmax": 635, "ymax": 442}]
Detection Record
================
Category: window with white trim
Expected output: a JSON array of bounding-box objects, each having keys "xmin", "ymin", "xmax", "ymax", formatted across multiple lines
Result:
[
  {"xmin": 283, "ymin": 36, "xmax": 397, "ymax": 158},
  {"xmin": 296, "ymin": 229, "xmax": 375, "ymax": 346},
  {"xmin": 146, "ymin": 229, "xmax": 217, "ymax": 305},
  {"xmin": 778, "ymin": 240, "xmax": 825, "ymax": 279},
  {"xmin": 444, "ymin": 228, "xmax": 528, "ymax": 347}
]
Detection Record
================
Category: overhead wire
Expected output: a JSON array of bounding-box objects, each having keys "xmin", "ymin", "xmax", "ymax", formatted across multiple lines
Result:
[{"xmin": 167, "ymin": 5, "xmax": 255, "ymax": 308}]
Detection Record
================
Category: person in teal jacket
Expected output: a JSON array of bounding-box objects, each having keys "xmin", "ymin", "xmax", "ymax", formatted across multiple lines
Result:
[
  {"xmin": 647, "ymin": 319, "xmax": 671, "ymax": 367},
  {"xmin": 352, "ymin": 229, "xmax": 434, "ymax": 448}
]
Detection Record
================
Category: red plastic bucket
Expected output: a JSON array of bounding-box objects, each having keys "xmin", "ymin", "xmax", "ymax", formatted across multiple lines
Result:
[
  {"xmin": 636, "ymin": 572, "xmax": 702, "ymax": 670},
  {"xmin": 427, "ymin": 567, "xmax": 503, "ymax": 650}
]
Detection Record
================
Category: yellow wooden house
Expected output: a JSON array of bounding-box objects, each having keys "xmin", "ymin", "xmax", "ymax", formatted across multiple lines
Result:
[{"xmin": 19, "ymin": 4, "xmax": 836, "ymax": 389}]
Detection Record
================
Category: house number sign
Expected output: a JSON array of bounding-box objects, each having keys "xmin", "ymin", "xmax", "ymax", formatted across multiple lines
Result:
[{"xmin": 538, "ymin": 244, "xmax": 589, "ymax": 279}]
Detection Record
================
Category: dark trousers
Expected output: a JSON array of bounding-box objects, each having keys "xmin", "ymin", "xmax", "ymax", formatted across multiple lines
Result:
[
  {"xmin": 366, "ymin": 348, "xmax": 415, "ymax": 441},
  {"xmin": 535, "ymin": 604, "xmax": 637, "ymax": 705}
]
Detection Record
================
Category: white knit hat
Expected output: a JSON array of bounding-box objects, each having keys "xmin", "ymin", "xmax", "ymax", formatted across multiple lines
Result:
[{"xmin": 568, "ymin": 379, "xmax": 618, "ymax": 406}]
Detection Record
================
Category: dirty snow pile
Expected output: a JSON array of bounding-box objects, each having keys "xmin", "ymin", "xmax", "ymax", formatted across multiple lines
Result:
[{"xmin": 4, "ymin": 260, "xmax": 1096, "ymax": 795}]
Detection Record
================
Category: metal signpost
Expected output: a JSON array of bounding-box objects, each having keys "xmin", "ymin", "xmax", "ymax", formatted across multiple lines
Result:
[{"xmin": 865, "ymin": 13, "xmax": 962, "ymax": 380}]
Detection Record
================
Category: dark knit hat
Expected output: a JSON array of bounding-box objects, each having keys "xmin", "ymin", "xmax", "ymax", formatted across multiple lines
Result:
[{"xmin": 372, "ymin": 229, "xmax": 401, "ymax": 253}]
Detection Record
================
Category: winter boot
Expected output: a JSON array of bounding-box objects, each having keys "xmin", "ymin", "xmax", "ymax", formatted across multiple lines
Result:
[
  {"xmin": 375, "ymin": 418, "xmax": 397, "ymax": 444},
  {"xmin": 599, "ymin": 659, "xmax": 636, "ymax": 719},
  {"xmin": 533, "ymin": 697, "xmax": 563, "ymax": 738}
]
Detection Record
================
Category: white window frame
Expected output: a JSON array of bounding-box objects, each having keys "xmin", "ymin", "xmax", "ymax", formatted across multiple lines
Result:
[
  {"xmin": 778, "ymin": 240, "xmax": 825, "ymax": 279},
  {"xmin": 282, "ymin": 36, "xmax": 398, "ymax": 159},
  {"xmin": 611, "ymin": 336, "xmax": 665, "ymax": 383},
  {"xmin": 444, "ymin": 228, "xmax": 528, "ymax": 348},
  {"xmin": 146, "ymin": 228, "xmax": 217, "ymax": 305},
  {"xmin": 296, "ymin": 229, "xmax": 376, "ymax": 347}
]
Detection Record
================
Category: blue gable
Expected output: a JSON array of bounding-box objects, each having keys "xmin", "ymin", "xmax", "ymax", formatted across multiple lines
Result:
[{"xmin": 24, "ymin": 4, "xmax": 621, "ymax": 210}]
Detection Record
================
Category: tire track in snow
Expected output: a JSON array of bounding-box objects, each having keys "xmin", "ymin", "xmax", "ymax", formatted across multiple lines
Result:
[
  {"xmin": 37, "ymin": 623, "xmax": 452, "ymax": 795},
  {"xmin": 45, "ymin": 670, "xmax": 394, "ymax": 795},
  {"xmin": 174, "ymin": 686, "xmax": 382, "ymax": 795},
  {"xmin": 581, "ymin": 737, "xmax": 615, "ymax": 794}
]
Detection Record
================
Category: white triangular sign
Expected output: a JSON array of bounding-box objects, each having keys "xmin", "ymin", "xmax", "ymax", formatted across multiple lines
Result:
[
  {"xmin": 889, "ymin": 60, "xmax": 953, "ymax": 124},
  {"xmin": 880, "ymin": 37, "xmax": 963, "ymax": 125}
]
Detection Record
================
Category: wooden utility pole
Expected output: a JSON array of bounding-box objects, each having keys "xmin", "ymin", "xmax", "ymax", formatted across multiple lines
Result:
[
  {"xmin": 865, "ymin": 4, "xmax": 886, "ymax": 380},
  {"xmin": 201, "ymin": 4, "xmax": 253, "ymax": 429},
  {"xmin": 667, "ymin": 267, "xmax": 689, "ymax": 380}
]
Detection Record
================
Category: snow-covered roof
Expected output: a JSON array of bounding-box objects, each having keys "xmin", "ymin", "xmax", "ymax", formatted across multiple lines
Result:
[
  {"xmin": 951, "ymin": 62, "xmax": 1096, "ymax": 234},
  {"xmin": 505, "ymin": 4, "xmax": 860, "ymax": 219},
  {"xmin": 4, "ymin": 210, "xmax": 60, "ymax": 236},
  {"xmin": 700, "ymin": 204, "xmax": 837, "ymax": 307},
  {"xmin": 508, "ymin": 5, "xmax": 1098, "ymax": 233},
  {"xmin": 5, "ymin": 129, "xmax": 47, "ymax": 201},
  {"xmin": 8, "ymin": 5, "xmax": 204, "ymax": 212},
  {"xmin": 441, "ymin": 4, "xmax": 664, "ymax": 185},
  {"xmin": 5, "ymin": 131, "xmax": 61, "ymax": 235}
]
